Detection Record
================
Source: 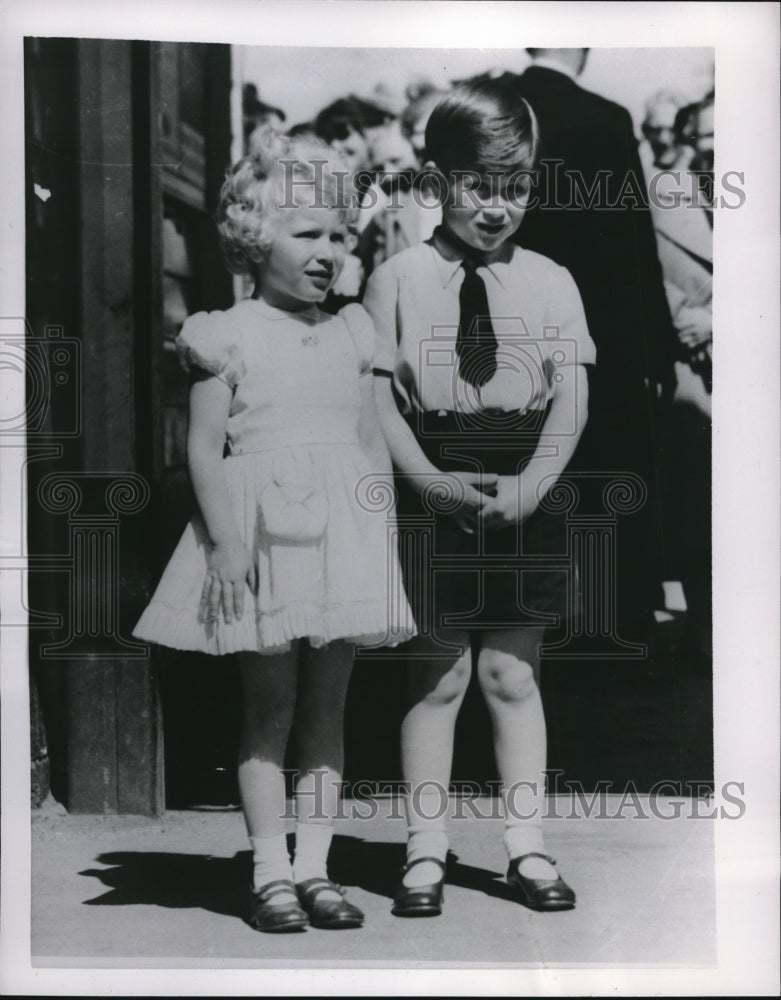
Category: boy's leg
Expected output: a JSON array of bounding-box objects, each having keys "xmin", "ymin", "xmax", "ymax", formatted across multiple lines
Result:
[
  {"xmin": 476, "ymin": 627, "xmax": 560, "ymax": 880},
  {"xmin": 400, "ymin": 631, "xmax": 472, "ymax": 887}
]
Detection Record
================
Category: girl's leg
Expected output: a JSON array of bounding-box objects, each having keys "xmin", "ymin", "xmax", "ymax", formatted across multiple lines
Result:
[
  {"xmin": 290, "ymin": 639, "xmax": 354, "ymax": 899},
  {"xmin": 238, "ymin": 647, "xmax": 299, "ymax": 895},
  {"xmin": 400, "ymin": 631, "xmax": 472, "ymax": 887},
  {"xmin": 476, "ymin": 627, "xmax": 560, "ymax": 880}
]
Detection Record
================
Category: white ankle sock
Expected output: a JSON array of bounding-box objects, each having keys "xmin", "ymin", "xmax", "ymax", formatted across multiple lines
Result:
[
  {"xmin": 249, "ymin": 833, "xmax": 294, "ymax": 898},
  {"xmin": 403, "ymin": 830, "xmax": 449, "ymax": 888},
  {"xmin": 503, "ymin": 824, "xmax": 546, "ymax": 860},
  {"xmin": 402, "ymin": 789, "xmax": 449, "ymax": 888},
  {"xmin": 503, "ymin": 825, "xmax": 558, "ymax": 878},
  {"xmin": 502, "ymin": 773, "xmax": 556, "ymax": 875},
  {"xmin": 292, "ymin": 821, "xmax": 333, "ymax": 882},
  {"xmin": 406, "ymin": 829, "xmax": 449, "ymax": 864},
  {"xmin": 293, "ymin": 822, "xmax": 341, "ymax": 901}
]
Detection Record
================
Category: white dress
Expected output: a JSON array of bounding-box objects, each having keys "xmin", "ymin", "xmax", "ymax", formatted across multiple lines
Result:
[{"xmin": 133, "ymin": 297, "xmax": 416, "ymax": 655}]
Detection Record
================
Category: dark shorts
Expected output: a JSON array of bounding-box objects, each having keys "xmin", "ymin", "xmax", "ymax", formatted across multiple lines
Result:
[{"xmin": 396, "ymin": 408, "xmax": 572, "ymax": 634}]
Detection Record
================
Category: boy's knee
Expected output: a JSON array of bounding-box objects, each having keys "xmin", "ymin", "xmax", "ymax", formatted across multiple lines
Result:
[
  {"xmin": 421, "ymin": 659, "xmax": 471, "ymax": 706},
  {"xmin": 479, "ymin": 652, "xmax": 537, "ymax": 704}
]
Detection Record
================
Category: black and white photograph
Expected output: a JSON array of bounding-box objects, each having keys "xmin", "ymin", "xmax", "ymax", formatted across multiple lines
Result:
[{"xmin": 1, "ymin": 1, "xmax": 779, "ymax": 995}]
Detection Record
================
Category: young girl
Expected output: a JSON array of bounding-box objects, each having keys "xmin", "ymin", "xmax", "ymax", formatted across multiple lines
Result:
[
  {"xmin": 133, "ymin": 129, "xmax": 415, "ymax": 933},
  {"xmin": 364, "ymin": 80, "xmax": 596, "ymax": 915}
]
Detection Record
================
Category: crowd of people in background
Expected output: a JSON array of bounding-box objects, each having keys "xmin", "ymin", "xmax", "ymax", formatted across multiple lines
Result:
[
  {"xmin": 240, "ymin": 51, "xmax": 715, "ymax": 662},
  {"xmin": 643, "ymin": 87, "xmax": 714, "ymax": 662}
]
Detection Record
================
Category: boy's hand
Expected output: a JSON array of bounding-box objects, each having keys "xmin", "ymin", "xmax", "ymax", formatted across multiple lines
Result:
[
  {"xmin": 201, "ymin": 538, "xmax": 258, "ymax": 625},
  {"xmin": 676, "ymin": 306, "xmax": 712, "ymax": 350},
  {"xmin": 424, "ymin": 470, "xmax": 497, "ymax": 534},
  {"xmin": 478, "ymin": 475, "xmax": 538, "ymax": 530}
]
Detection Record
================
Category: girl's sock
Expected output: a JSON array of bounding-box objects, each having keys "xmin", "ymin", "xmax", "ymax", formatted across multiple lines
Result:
[
  {"xmin": 249, "ymin": 833, "xmax": 295, "ymax": 899},
  {"xmin": 293, "ymin": 821, "xmax": 341, "ymax": 901}
]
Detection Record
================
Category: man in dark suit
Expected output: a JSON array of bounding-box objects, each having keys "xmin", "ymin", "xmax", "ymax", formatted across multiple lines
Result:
[{"xmin": 509, "ymin": 48, "xmax": 677, "ymax": 641}]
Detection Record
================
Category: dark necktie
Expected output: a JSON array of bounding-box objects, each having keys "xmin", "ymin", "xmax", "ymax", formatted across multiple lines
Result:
[{"xmin": 456, "ymin": 257, "xmax": 498, "ymax": 387}]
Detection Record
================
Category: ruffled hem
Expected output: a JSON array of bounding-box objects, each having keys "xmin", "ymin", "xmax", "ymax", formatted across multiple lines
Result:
[{"xmin": 133, "ymin": 598, "xmax": 416, "ymax": 656}]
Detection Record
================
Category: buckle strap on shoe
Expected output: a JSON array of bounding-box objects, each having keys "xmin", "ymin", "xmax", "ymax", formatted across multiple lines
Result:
[
  {"xmin": 400, "ymin": 855, "xmax": 447, "ymax": 876},
  {"xmin": 252, "ymin": 879, "xmax": 298, "ymax": 903},
  {"xmin": 296, "ymin": 877, "xmax": 346, "ymax": 903},
  {"xmin": 512, "ymin": 852, "xmax": 558, "ymax": 866}
]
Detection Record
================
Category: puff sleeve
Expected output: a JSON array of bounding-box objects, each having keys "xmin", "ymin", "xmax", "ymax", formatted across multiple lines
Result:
[
  {"xmin": 544, "ymin": 266, "xmax": 597, "ymax": 368},
  {"xmin": 175, "ymin": 310, "xmax": 245, "ymax": 387},
  {"xmin": 339, "ymin": 303, "xmax": 376, "ymax": 375}
]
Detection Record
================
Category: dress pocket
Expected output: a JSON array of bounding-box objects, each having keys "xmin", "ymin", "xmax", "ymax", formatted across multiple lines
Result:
[{"xmin": 259, "ymin": 450, "xmax": 328, "ymax": 543}]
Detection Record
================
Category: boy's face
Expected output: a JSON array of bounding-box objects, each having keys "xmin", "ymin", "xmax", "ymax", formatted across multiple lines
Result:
[
  {"xmin": 442, "ymin": 170, "xmax": 530, "ymax": 254},
  {"xmin": 439, "ymin": 170, "xmax": 530, "ymax": 255}
]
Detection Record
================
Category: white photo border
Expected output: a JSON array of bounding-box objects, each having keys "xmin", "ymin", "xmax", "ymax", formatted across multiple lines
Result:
[{"xmin": 1, "ymin": 1, "xmax": 779, "ymax": 996}]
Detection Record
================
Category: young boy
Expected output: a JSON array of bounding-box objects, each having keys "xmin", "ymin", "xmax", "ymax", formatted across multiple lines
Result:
[{"xmin": 365, "ymin": 79, "xmax": 596, "ymax": 915}]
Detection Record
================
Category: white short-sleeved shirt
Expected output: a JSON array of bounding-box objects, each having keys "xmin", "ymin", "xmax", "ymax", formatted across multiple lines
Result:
[{"xmin": 363, "ymin": 228, "xmax": 596, "ymax": 416}]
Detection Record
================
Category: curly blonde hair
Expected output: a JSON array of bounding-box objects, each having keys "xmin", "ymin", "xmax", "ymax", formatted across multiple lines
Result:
[{"xmin": 216, "ymin": 126, "xmax": 358, "ymax": 277}]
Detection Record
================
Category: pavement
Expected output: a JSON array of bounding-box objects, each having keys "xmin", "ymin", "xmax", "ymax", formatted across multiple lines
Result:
[{"xmin": 32, "ymin": 792, "xmax": 717, "ymax": 968}]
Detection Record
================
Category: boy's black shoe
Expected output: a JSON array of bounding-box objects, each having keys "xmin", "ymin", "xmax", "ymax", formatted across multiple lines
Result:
[{"xmin": 507, "ymin": 853, "xmax": 576, "ymax": 911}]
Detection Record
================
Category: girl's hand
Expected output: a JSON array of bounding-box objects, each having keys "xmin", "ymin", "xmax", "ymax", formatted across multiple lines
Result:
[
  {"xmin": 432, "ymin": 470, "xmax": 497, "ymax": 534},
  {"xmin": 478, "ymin": 475, "xmax": 538, "ymax": 530},
  {"xmin": 200, "ymin": 537, "xmax": 258, "ymax": 625}
]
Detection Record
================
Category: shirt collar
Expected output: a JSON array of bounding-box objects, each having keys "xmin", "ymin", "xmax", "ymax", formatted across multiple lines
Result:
[
  {"xmin": 246, "ymin": 297, "xmax": 320, "ymax": 323},
  {"xmin": 429, "ymin": 226, "xmax": 510, "ymax": 289},
  {"xmin": 528, "ymin": 56, "xmax": 578, "ymax": 81}
]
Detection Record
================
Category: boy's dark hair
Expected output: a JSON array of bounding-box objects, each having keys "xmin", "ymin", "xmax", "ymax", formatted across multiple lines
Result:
[{"xmin": 424, "ymin": 79, "xmax": 539, "ymax": 175}]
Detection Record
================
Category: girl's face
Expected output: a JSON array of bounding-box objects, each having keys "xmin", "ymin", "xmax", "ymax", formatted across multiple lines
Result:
[
  {"xmin": 258, "ymin": 198, "xmax": 348, "ymax": 311},
  {"xmin": 439, "ymin": 170, "xmax": 531, "ymax": 258}
]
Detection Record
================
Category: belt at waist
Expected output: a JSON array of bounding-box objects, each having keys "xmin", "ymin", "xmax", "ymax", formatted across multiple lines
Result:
[
  {"xmin": 407, "ymin": 406, "xmax": 550, "ymax": 437},
  {"xmin": 405, "ymin": 406, "xmax": 551, "ymax": 476}
]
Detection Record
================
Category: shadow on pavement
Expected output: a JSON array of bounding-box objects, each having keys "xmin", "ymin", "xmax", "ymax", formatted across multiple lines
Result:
[
  {"xmin": 79, "ymin": 834, "xmax": 517, "ymax": 918},
  {"xmin": 80, "ymin": 850, "xmax": 249, "ymax": 919}
]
